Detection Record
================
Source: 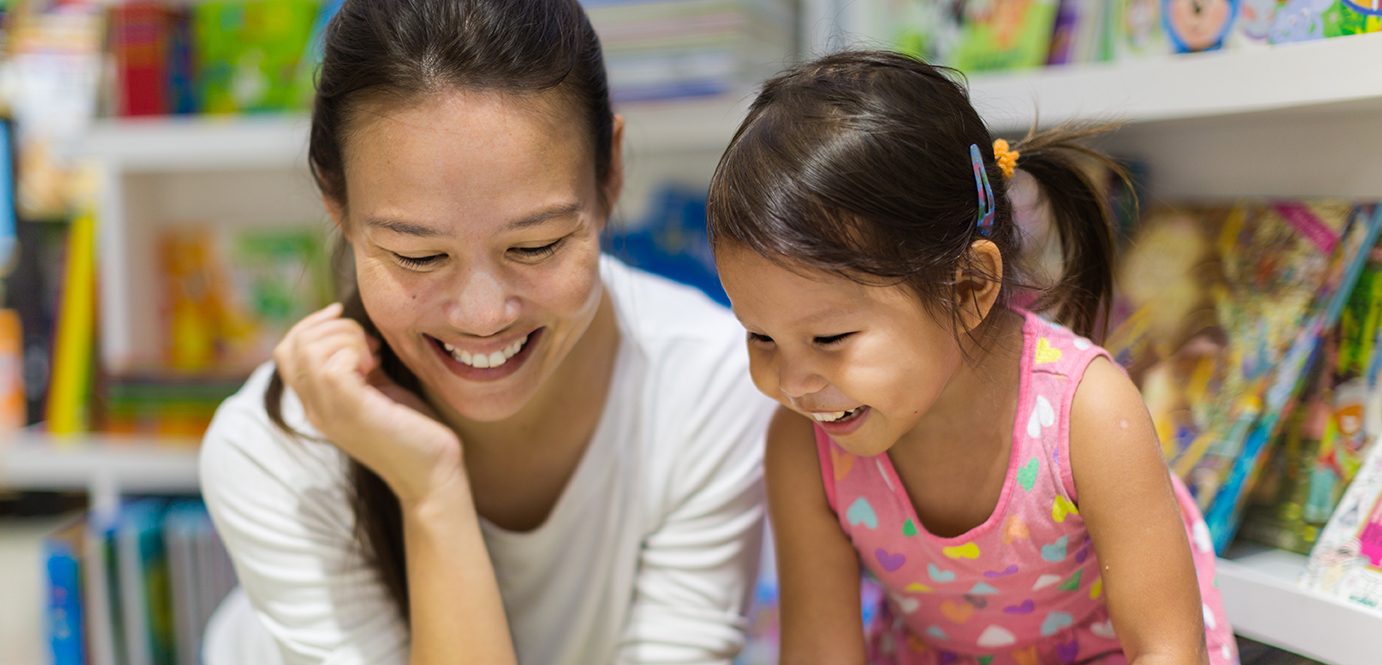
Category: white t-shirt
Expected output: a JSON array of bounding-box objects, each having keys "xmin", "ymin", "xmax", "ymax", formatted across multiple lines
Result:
[{"xmin": 200, "ymin": 257, "xmax": 774, "ymax": 665}]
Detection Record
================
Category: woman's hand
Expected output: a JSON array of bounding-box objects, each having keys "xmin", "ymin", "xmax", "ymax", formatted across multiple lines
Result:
[{"xmin": 274, "ymin": 302, "xmax": 466, "ymax": 508}]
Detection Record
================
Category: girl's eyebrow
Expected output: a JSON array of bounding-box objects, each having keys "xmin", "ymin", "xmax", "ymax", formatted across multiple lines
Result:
[
  {"xmin": 503, "ymin": 202, "xmax": 583, "ymax": 232},
  {"xmin": 366, "ymin": 217, "xmax": 442, "ymax": 238}
]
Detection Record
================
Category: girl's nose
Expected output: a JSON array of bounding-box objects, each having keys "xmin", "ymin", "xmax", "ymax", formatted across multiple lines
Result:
[
  {"xmin": 446, "ymin": 266, "xmax": 520, "ymax": 336},
  {"xmin": 777, "ymin": 359, "xmax": 828, "ymax": 400}
]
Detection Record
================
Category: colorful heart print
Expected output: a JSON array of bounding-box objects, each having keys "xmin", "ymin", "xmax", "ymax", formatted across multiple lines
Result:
[
  {"xmin": 976, "ymin": 624, "xmax": 1017, "ymax": 648},
  {"xmin": 1032, "ymin": 574, "xmax": 1062, "ymax": 590},
  {"xmin": 939, "ymin": 599, "xmax": 973, "ymax": 623},
  {"xmin": 1035, "ymin": 337, "xmax": 1063, "ymax": 364},
  {"xmin": 1011, "ymin": 645, "xmax": 1038, "ymax": 665},
  {"xmin": 1052, "ymin": 495, "xmax": 1079, "ymax": 523},
  {"xmin": 1027, "ymin": 395, "xmax": 1056, "ymax": 438},
  {"xmin": 1057, "ymin": 639, "xmax": 1080, "ymax": 664},
  {"xmin": 1017, "ymin": 457, "xmax": 1039, "ymax": 492},
  {"xmin": 926, "ymin": 625, "xmax": 950, "ymax": 641},
  {"xmin": 846, "ymin": 497, "xmax": 877, "ymax": 529},
  {"xmin": 876, "ymin": 548, "xmax": 906, "ymax": 572},
  {"xmin": 942, "ymin": 542, "xmax": 981, "ymax": 559},
  {"xmin": 1040, "ymin": 611, "xmax": 1074, "ymax": 636},
  {"xmin": 1003, "ymin": 599, "xmax": 1035, "ymax": 614},
  {"xmin": 1003, "ymin": 515, "xmax": 1030, "ymax": 544},
  {"xmin": 928, "ymin": 563, "xmax": 957, "ymax": 583},
  {"xmin": 893, "ymin": 594, "xmax": 920, "ymax": 614},
  {"xmin": 1041, "ymin": 535, "xmax": 1069, "ymax": 562},
  {"xmin": 983, "ymin": 564, "xmax": 1018, "ymax": 578},
  {"xmin": 902, "ymin": 518, "xmax": 918, "ymax": 537},
  {"xmin": 906, "ymin": 582, "xmax": 934, "ymax": 593},
  {"xmin": 831, "ymin": 446, "xmax": 854, "ymax": 482}
]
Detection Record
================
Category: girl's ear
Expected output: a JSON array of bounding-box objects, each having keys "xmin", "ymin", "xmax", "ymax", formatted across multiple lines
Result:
[{"xmin": 954, "ymin": 239, "xmax": 1004, "ymax": 333}]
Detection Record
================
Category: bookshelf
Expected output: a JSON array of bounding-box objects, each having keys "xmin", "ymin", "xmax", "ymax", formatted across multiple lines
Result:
[{"xmin": 0, "ymin": 431, "xmax": 200, "ymax": 516}]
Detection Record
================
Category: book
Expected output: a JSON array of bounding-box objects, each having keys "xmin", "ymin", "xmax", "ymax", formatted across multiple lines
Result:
[
  {"xmin": 1164, "ymin": 0, "xmax": 1238, "ymax": 52},
  {"xmin": 112, "ymin": 2, "xmax": 171, "ymax": 117},
  {"xmin": 1300, "ymin": 414, "xmax": 1382, "ymax": 612},
  {"xmin": 117, "ymin": 499, "xmax": 176, "ymax": 665},
  {"xmin": 44, "ymin": 515, "xmax": 87, "ymax": 665},
  {"xmin": 1269, "ymin": 0, "xmax": 1382, "ymax": 44},
  {"xmin": 1110, "ymin": 0, "xmax": 1172, "ymax": 59},
  {"xmin": 948, "ymin": 0, "xmax": 1062, "ymax": 71},
  {"xmin": 46, "ymin": 208, "xmax": 98, "ymax": 436},
  {"xmin": 0, "ymin": 309, "xmax": 23, "ymax": 430},
  {"xmin": 1107, "ymin": 201, "xmax": 1382, "ymax": 551},
  {"xmin": 85, "ymin": 512, "xmax": 123, "ymax": 665},
  {"xmin": 194, "ymin": 0, "xmax": 320, "ymax": 114}
]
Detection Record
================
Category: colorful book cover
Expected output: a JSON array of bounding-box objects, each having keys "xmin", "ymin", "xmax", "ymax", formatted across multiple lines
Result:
[
  {"xmin": 117, "ymin": 499, "xmax": 176, "ymax": 665},
  {"xmin": 113, "ymin": 2, "xmax": 171, "ymax": 116},
  {"xmin": 1107, "ymin": 201, "xmax": 1382, "ymax": 551},
  {"xmin": 0, "ymin": 309, "xmax": 23, "ymax": 430},
  {"xmin": 194, "ymin": 0, "xmax": 319, "ymax": 114},
  {"xmin": 46, "ymin": 209, "xmax": 97, "ymax": 436},
  {"xmin": 1164, "ymin": 0, "xmax": 1239, "ymax": 52},
  {"xmin": 44, "ymin": 516, "xmax": 86, "ymax": 665},
  {"xmin": 166, "ymin": 7, "xmax": 198, "ymax": 115},
  {"xmin": 1112, "ymin": 0, "xmax": 1172, "ymax": 59},
  {"xmin": 85, "ymin": 513, "xmax": 123, "ymax": 665},
  {"xmin": 1300, "ymin": 415, "xmax": 1382, "ymax": 611},
  {"xmin": 1269, "ymin": 0, "xmax": 1382, "ymax": 44},
  {"xmin": 949, "ymin": 0, "xmax": 1062, "ymax": 71}
]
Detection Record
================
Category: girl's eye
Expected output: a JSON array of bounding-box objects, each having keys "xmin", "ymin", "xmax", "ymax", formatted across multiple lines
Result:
[
  {"xmin": 747, "ymin": 332, "xmax": 774, "ymax": 345},
  {"xmin": 815, "ymin": 333, "xmax": 854, "ymax": 347},
  {"xmin": 510, "ymin": 238, "xmax": 565, "ymax": 260},
  {"xmin": 394, "ymin": 253, "xmax": 444, "ymax": 270}
]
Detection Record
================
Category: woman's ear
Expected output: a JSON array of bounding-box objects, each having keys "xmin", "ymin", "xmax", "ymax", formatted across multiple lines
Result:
[
  {"xmin": 954, "ymin": 239, "xmax": 1004, "ymax": 333},
  {"xmin": 602, "ymin": 114, "xmax": 625, "ymax": 220},
  {"xmin": 324, "ymin": 195, "xmax": 349, "ymax": 240}
]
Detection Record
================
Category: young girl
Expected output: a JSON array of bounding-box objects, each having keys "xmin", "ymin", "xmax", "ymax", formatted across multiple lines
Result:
[{"xmin": 708, "ymin": 51, "xmax": 1238, "ymax": 665}]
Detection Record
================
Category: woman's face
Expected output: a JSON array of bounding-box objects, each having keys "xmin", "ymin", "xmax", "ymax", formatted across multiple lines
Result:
[{"xmin": 334, "ymin": 90, "xmax": 620, "ymax": 422}]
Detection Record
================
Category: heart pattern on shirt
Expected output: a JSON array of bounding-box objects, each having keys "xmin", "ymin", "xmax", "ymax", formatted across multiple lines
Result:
[
  {"xmin": 976, "ymin": 624, "xmax": 1017, "ymax": 648},
  {"xmin": 1027, "ymin": 395, "xmax": 1056, "ymax": 438},
  {"xmin": 846, "ymin": 497, "xmax": 877, "ymax": 529}
]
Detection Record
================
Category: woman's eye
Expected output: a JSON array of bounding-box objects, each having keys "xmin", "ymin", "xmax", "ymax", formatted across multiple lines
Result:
[
  {"xmin": 394, "ymin": 253, "xmax": 444, "ymax": 270},
  {"xmin": 814, "ymin": 333, "xmax": 854, "ymax": 347},
  {"xmin": 747, "ymin": 332, "xmax": 774, "ymax": 345},
  {"xmin": 510, "ymin": 238, "xmax": 564, "ymax": 260}
]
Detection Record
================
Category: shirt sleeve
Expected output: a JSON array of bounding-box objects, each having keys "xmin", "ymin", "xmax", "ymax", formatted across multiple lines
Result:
[
  {"xmin": 615, "ymin": 339, "xmax": 773, "ymax": 665},
  {"xmin": 200, "ymin": 377, "xmax": 410, "ymax": 665}
]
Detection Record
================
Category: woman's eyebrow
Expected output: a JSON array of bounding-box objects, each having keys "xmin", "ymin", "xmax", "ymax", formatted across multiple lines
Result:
[
  {"xmin": 504, "ymin": 202, "xmax": 583, "ymax": 231},
  {"xmin": 366, "ymin": 217, "xmax": 444, "ymax": 237}
]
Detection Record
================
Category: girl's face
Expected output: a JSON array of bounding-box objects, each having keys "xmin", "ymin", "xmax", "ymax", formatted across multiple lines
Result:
[
  {"xmin": 334, "ymin": 90, "xmax": 620, "ymax": 422},
  {"xmin": 717, "ymin": 245, "xmax": 965, "ymax": 456}
]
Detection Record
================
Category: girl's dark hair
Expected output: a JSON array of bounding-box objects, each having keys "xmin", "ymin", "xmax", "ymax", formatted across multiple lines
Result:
[
  {"xmin": 263, "ymin": 0, "xmax": 613, "ymax": 622},
  {"xmin": 707, "ymin": 50, "xmax": 1123, "ymax": 342}
]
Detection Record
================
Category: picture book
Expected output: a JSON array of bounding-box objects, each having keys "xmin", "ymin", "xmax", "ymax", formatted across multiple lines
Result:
[
  {"xmin": 1301, "ymin": 419, "xmax": 1382, "ymax": 612},
  {"xmin": 949, "ymin": 0, "xmax": 1062, "ymax": 71},
  {"xmin": 44, "ymin": 515, "xmax": 87, "ymax": 665},
  {"xmin": 1106, "ymin": 201, "xmax": 1382, "ymax": 551},
  {"xmin": 1163, "ymin": 0, "xmax": 1238, "ymax": 52},
  {"xmin": 1268, "ymin": 0, "xmax": 1382, "ymax": 44},
  {"xmin": 1110, "ymin": 0, "xmax": 1172, "ymax": 59},
  {"xmin": 194, "ymin": 0, "xmax": 319, "ymax": 114}
]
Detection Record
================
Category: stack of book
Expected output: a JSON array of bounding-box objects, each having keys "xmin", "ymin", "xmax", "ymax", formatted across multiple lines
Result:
[
  {"xmin": 866, "ymin": 0, "xmax": 1382, "ymax": 73},
  {"xmin": 44, "ymin": 499, "xmax": 238, "ymax": 665},
  {"xmin": 585, "ymin": 0, "xmax": 796, "ymax": 104}
]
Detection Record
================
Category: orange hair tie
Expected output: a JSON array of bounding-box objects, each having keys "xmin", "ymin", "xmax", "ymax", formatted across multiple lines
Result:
[{"xmin": 993, "ymin": 139, "xmax": 1019, "ymax": 179}]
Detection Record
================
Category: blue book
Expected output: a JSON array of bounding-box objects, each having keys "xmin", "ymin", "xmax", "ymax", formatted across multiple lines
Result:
[{"xmin": 44, "ymin": 516, "xmax": 86, "ymax": 665}]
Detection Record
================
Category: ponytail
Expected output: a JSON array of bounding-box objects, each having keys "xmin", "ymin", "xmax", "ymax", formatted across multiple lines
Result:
[{"xmin": 1011, "ymin": 123, "xmax": 1127, "ymax": 342}]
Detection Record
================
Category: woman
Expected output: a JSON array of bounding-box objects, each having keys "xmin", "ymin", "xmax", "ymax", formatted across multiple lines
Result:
[{"xmin": 198, "ymin": 1, "xmax": 772, "ymax": 663}]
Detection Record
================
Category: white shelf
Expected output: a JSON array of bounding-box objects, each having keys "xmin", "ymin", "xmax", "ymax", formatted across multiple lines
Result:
[
  {"xmin": 73, "ymin": 96, "xmax": 751, "ymax": 173},
  {"xmin": 1218, "ymin": 544, "xmax": 1382, "ymax": 665},
  {"xmin": 969, "ymin": 32, "xmax": 1382, "ymax": 133},
  {"xmin": 0, "ymin": 431, "xmax": 200, "ymax": 515}
]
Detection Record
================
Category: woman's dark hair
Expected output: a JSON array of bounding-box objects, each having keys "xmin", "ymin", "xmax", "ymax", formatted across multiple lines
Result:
[
  {"xmin": 707, "ymin": 50, "xmax": 1124, "ymax": 343},
  {"xmin": 263, "ymin": 0, "xmax": 614, "ymax": 622}
]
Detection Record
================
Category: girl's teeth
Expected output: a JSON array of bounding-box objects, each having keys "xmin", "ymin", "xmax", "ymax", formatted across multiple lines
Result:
[
  {"xmin": 487, "ymin": 351, "xmax": 505, "ymax": 367},
  {"xmin": 813, "ymin": 411, "xmax": 847, "ymax": 422},
  {"xmin": 443, "ymin": 342, "xmax": 456, "ymax": 353}
]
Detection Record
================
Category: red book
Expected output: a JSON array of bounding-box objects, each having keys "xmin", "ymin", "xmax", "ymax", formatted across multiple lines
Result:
[{"xmin": 113, "ymin": 2, "xmax": 169, "ymax": 116}]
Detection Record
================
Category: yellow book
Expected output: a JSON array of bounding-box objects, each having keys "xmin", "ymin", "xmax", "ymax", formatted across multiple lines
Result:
[{"xmin": 46, "ymin": 211, "xmax": 97, "ymax": 436}]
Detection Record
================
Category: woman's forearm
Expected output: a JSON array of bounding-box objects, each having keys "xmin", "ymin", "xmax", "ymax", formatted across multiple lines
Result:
[{"xmin": 404, "ymin": 477, "xmax": 518, "ymax": 665}]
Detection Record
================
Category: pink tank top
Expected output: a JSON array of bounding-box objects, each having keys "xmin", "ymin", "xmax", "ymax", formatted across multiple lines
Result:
[{"xmin": 815, "ymin": 311, "xmax": 1237, "ymax": 665}]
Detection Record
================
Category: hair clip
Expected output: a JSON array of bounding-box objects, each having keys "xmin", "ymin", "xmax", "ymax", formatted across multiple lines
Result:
[
  {"xmin": 970, "ymin": 143, "xmax": 995, "ymax": 237},
  {"xmin": 993, "ymin": 139, "xmax": 1019, "ymax": 179}
]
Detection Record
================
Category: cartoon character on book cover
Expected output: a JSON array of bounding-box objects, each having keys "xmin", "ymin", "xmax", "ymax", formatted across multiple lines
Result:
[{"xmin": 1163, "ymin": 0, "xmax": 1239, "ymax": 51}]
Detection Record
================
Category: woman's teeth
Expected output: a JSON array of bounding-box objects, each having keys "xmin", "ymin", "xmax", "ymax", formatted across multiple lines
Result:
[
  {"xmin": 812, "ymin": 406, "xmax": 864, "ymax": 423},
  {"xmin": 442, "ymin": 334, "xmax": 529, "ymax": 368}
]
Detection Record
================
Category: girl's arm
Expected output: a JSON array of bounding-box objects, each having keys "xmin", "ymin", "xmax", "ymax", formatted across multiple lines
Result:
[
  {"xmin": 274, "ymin": 304, "xmax": 518, "ymax": 665},
  {"xmin": 766, "ymin": 407, "xmax": 868, "ymax": 665},
  {"xmin": 1068, "ymin": 358, "xmax": 1209, "ymax": 665}
]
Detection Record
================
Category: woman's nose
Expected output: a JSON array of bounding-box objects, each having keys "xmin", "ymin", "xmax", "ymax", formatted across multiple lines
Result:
[{"xmin": 446, "ymin": 267, "xmax": 519, "ymax": 336}]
